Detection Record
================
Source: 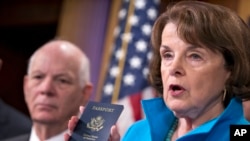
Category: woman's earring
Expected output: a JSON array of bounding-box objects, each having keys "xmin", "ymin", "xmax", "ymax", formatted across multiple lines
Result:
[{"xmin": 223, "ymin": 88, "xmax": 227, "ymax": 101}]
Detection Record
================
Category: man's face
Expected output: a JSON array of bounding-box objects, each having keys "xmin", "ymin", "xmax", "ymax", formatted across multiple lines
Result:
[{"xmin": 24, "ymin": 47, "xmax": 85, "ymax": 125}]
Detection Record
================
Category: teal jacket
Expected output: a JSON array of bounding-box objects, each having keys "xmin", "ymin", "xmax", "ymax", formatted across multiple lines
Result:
[{"xmin": 122, "ymin": 98, "xmax": 249, "ymax": 141}]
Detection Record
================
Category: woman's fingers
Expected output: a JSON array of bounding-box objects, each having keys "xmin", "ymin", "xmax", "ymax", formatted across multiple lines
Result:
[
  {"xmin": 64, "ymin": 133, "xmax": 70, "ymax": 141},
  {"xmin": 109, "ymin": 125, "xmax": 120, "ymax": 141},
  {"xmin": 68, "ymin": 116, "xmax": 79, "ymax": 132},
  {"xmin": 64, "ymin": 106, "xmax": 84, "ymax": 141},
  {"xmin": 79, "ymin": 106, "xmax": 84, "ymax": 114}
]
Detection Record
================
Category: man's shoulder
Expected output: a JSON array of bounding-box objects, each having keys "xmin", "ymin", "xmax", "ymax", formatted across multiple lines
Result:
[
  {"xmin": 0, "ymin": 99, "xmax": 31, "ymax": 123},
  {"xmin": 1, "ymin": 134, "xmax": 30, "ymax": 141},
  {"xmin": 0, "ymin": 99, "xmax": 32, "ymax": 140}
]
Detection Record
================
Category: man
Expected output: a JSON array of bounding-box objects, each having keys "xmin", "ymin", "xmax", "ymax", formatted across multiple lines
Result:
[
  {"xmin": 4, "ymin": 40, "xmax": 92, "ymax": 141},
  {"xmin": 0, "ymin": 59, "xmax": 32, "ymax": 140}
]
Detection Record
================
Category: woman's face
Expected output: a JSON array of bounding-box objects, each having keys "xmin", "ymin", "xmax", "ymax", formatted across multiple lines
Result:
[{"xmin": 160, "ymin": 23, "xmax": 230, "ymax": 119}]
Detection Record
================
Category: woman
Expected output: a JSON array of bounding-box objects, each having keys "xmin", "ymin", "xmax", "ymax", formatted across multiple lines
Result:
[
  {"xmin": 122, "ymin": 1, "xmax": 250, "ymax": 141},
  {"xmin": 66, "ymin": 1, "xmax": 250, "ymax": 141}
]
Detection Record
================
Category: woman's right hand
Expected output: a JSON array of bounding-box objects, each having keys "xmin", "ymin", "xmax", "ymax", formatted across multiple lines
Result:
[
  {"xmin": 64, "ymin": 106, "xmax": 84, "ymax": 141},
  {"xmin": 64, "ymin": 106, "xmax": 121, "ymax": 141}
]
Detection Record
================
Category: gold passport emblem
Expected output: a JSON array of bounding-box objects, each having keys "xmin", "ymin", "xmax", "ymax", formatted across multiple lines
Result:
[{"xmin": 87, "ymin": 116, "xmax": 105, "ymax": 132}]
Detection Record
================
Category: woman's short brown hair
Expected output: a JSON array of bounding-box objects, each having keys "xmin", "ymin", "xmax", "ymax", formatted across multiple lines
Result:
[{"xmin": 149, "ymin": 1, "xmax": 250, "ymax": 106}]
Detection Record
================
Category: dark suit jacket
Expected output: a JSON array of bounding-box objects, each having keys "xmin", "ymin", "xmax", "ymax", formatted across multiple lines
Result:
[
  {"xmin": 0, "ymin": 99, "xmax": 32, "ymax": 140},
  {"xmin": 1, "ymin": 134, "xmax": 29, "ymax": 141}
]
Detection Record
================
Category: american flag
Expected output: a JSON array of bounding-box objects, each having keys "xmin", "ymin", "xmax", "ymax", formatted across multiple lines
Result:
[{"xmin": 100, "ymin": 0, "xmax": 160, "ymax": 136}]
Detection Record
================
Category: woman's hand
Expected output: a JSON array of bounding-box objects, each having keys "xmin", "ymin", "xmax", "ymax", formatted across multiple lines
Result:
[
  {"xmin": 64, "ymin": 106, "xmax": 121, "ymax": 141},
  {"xmin": 64, "ymin": 106, "xmax": 84, "ymax": 141},
  {"xmin": 64, "ymin": 115, "xmax": 79, "ymax": 140},
  {"xmin": 109, "ymin": 125, "xmax": 120, "ymax": 141}
]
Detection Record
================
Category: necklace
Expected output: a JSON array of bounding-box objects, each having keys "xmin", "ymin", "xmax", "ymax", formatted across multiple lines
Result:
[{"xmin": 165, "ymin": 119, "xmax": 178, "ymax": 141}]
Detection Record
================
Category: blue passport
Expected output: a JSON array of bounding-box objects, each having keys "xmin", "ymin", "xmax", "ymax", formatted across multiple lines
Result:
[{"xmin": 69, "ymin": 101, "xmax": 124, "ymax": 141}]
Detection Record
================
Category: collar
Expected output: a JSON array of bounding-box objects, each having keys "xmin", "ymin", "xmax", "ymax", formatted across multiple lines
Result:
[
  {"xmin": 142, "ymin": 97, "xmax": 175, "ymax": 141},
  {"xmin": 141, "ymin": 97, "xmax": 245, "ymax": 141},
  {"xmin": 183, "ymin": 98, "xmax": 244, "ymax": 135},
  {"xmin": 29, "ymin": 127, "xmax": 67, "ymax": 141}
]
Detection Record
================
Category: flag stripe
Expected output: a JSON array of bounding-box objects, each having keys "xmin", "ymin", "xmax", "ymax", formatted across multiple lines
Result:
[{"xmin": 129, "ymin": 92, "xmax": 142, "ymax": 120}]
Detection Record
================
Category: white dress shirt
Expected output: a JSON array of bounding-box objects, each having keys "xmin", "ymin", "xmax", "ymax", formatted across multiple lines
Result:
[{"xmin": 29, "ymin": 127, "xmax": 67, "ymax": 141}]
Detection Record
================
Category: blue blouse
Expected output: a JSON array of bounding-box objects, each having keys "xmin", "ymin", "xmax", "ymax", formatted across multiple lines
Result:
[{"xmin": 122, "ymin": 98, "xmax": 249, "ymax": 141}]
